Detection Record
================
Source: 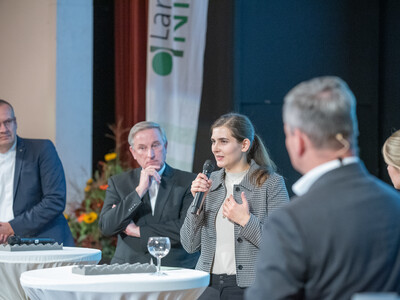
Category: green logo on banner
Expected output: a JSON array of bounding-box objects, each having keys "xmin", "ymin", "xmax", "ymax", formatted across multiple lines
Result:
[
  {"xmin": 150, "ymin": 46, "xmax": 184, "ymax": 77},
  {"xmin": 149, "ymin": 2, "xmax": 190, "ymax": 77},
  {"xmin": 152, "ymin": 52, "xmax": 173, "ymax": 76}
]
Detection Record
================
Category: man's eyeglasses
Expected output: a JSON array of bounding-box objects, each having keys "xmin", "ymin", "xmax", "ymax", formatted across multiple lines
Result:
[
  {"xmin": 0, "ymin": 118, "xmax": 16, "ymax": 129},
  {"xmin": 134, "ymin": 142, "xmax": 163, "ymax": 154}
]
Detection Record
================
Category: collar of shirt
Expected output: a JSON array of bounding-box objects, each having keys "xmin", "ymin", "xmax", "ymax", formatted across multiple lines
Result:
[
  {"xmin": 157, "ymin": 163, "xmax": 166, "ymax": 178},
  {"xmin": 148, "ymin": 164, "xmax": 166, "ymax": 216},
  {"xmin": 292, "ymin": 156, "xmax": 359, "ymax": 196}
]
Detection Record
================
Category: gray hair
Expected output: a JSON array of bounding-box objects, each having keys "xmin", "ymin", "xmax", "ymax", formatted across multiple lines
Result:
[
  {"xmin": 128, "ymin": 121, "xmax": 167, "ymax": 147},
  {"xmin": 283, "ymin": 76, "xmax": 359, "ymax": 151}
]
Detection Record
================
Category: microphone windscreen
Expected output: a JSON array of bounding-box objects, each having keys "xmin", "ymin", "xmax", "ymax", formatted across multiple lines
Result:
[
  {"xmin": 203, "ymin": 160, "xmax": 215, "ymax": 174},
  {"xmin": 7, "ymin": 235, "xmax": 20, "ymax": 245}
]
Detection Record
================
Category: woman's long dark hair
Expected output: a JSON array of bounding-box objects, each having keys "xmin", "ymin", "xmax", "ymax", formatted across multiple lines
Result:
[{"xmin": 211, "ymin": 113, "xmax": 276, "ymax": 186}]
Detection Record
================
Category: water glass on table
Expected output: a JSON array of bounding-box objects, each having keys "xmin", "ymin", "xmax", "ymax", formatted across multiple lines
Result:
[{"xmin": 147, "ymin": 237, "xmax": 171, "ymax": 275}]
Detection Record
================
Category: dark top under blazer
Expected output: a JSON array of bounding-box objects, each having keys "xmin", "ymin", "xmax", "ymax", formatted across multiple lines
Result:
[
  {"xmin": 180, "ymin": 160, "xmax": 289, "ymax": 287},
  {"xmin": 9, "ymin": 137, "xmax": 74, "ymax": 246},
  {"xmin": 246, "ymin": 162, "xmax": 400, "ymax": 300},
  {"xmin": 99, "ymin": 164, "xmax": 199, "ymax": 268}
]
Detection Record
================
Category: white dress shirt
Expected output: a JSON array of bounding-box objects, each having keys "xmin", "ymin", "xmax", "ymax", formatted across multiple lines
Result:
[
  {"xmin": 292, "ymin": 156, "xmax": 359, "ymax": 196},
  {"xmin": 148, "ymin": 164, "xmax": 166, "ymax": 215},
  {"xmin": 0, "ymin": 141, "xmax": 16, "ymax": 222}
]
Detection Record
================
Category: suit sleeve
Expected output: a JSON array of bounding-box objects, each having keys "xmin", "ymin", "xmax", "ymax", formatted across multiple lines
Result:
[
  {"xmin": 239, "ymin": 174, "xmax": 289, "ymax": 248},
  {"xmin": 180, "ymin": 197, "xmax": 205, "ymax": 254},
  {"xmin": 98, "ymin": 176, "xmax": 143, "ymax": 236},
  {"xmin": 245, "ymin": 208, "xmax": 307, "ymax": 300},
  {"xmin": 139, "ymin": 181, "xmax": 195, "ymax": 251},
  {"xmin": 9, "ymin": 141, "xmax": 67, "ymax": 236}
]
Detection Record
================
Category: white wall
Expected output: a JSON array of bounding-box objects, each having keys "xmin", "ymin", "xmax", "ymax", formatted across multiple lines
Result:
[
  {"xmin": 0, "ymin": 0, "xmax": 93, "ymax": 204},
  {"xmin": 0, "ymin": 0, "xmax": 57, "ymax": 140},
  {"xmin": 56, "ymin": 0, "xmax": 93, "ymax": 204}
]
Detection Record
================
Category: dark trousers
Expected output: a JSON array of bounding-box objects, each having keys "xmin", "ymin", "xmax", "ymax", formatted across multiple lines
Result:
[{"xmin": 198, "ymin": 274, "xmax": 246, "ymax": 300}]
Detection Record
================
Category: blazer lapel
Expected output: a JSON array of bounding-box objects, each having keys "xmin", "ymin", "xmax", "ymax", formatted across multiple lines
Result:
[
  {"xmin": 153, "ymin": 164, "xmax": 174, "ymax": 223},
  {"xmin": 13, "ymin": 137, "xmax": 25, "ymax": 200}
]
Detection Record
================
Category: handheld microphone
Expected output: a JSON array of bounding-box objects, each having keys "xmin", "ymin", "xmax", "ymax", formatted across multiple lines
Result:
[
  {"xmin": 191, "ymin": 160, "xmax": 215, "ymax": 215},
  {"xmin": 7, "ymin": 235, "xmax": 56, "ymax": 246}
]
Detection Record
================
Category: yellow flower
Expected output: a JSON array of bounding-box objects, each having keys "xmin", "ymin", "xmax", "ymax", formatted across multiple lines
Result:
[
  {"xmin": 84, "ymin": 185, "xmax": 91, "ymax": 193},
  {"xmin": 64, "ymin": 213, "xmax": 69, "ymax": 220},
  {"xmin": 86, "ymin": 178, "xmax": 93, "ymax": 185},
  {"xmin": 104, "ymin": 152, "xmax": 117, "ymax": 161},
  {"xmin": 83, "ymin": 212, "xmax": 98, "ymax": 224}
]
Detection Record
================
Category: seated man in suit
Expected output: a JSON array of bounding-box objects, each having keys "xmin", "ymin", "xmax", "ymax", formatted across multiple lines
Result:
[
  {"xmin": 99, "ymin": 121, "xmax": 199, "ymax": 268},
  {"xmin": 0, "ymin": 99, "xmax": 74, "ymax": 245},
  {"xmin": 246, "ymin": 77, "xmax": 400, "ymax": 299}
]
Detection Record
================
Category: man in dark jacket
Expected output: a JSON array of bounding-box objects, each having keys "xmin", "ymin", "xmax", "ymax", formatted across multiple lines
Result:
[
  {"xmin": 0, "ymin": 99, "xmax": 73, "ymax": 246},
  {"xmin": 99, "ymin": 121, "xmax": 199, "ymax": 268},
  {"xmin": 246, "ymin": 77, "xmax": 400, "ymax": 300}
]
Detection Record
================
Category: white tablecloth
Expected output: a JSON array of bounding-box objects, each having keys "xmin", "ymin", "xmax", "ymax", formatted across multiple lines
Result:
[
  {"xmin": 0, "ymin": 247, "xmax": 101, "ymax": 300},
  {"xmin": 21, "ymin": 265, "xmax": 209, "ymax": 300}
]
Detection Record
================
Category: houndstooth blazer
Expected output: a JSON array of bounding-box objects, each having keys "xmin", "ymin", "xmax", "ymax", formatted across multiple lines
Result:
[{"xmin": 180, "ymin": 160, "xmax": 289, "ymax": 287}]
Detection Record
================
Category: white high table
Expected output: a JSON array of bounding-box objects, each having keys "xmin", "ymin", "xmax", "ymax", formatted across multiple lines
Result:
[
  {"xmin": 0, "ymin": 247, "xmax": 101, "ymax": 300},
  {"xmin": 20, "ymin": 265, "xmax": 210, "ymax": 300}
]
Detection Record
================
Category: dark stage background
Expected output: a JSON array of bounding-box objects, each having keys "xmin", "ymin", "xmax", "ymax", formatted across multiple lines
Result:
[{"xmin": 93, "ymin": 0, "xmax": 400, "ymax": 195}]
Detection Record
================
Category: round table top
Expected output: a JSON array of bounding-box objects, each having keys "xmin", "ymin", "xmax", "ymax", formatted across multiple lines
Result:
[
  {"xmin": 20, "ymin": 265, "xmax": 210, "ymax": 293},
  {"xmin": 0, "ymin": 247, "xmax": 102, "ymax": 263}
]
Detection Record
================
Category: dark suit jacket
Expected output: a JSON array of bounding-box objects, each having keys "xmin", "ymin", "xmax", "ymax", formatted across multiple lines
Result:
[
  {"xmin": 9, "ymin": 137, "xmax": 74, "ymax": 246},
  {"xmin": 246, "ymin": 162, "xmax": 400, "ymax": 300},
  {"xmin": 99, "ymin": 164, "xmax": 199, "ymax": 268}
]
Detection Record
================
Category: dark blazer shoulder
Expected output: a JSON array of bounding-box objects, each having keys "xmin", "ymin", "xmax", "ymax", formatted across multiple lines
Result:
[
  {"xmin": 17, "ymin": 137, "xmax": 55, "ymax": 153},
  {"xmin": 18, "ymin": 136, "xmax": 53, "ymax": 146}
]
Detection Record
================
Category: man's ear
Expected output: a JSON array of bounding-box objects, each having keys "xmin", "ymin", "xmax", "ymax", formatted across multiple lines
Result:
[
  {"xmin": 129, "ymin": 146, "xmax": 136, "ymax": 160},
  {"xmin": 293, "ymin": 128, "xmax": 307, "ymax": 157}
]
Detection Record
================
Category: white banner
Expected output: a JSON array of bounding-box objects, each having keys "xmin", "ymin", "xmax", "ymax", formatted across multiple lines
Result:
[{"xmin": 146, "ymin": 0, "xmax": 209, "ymax": 171}]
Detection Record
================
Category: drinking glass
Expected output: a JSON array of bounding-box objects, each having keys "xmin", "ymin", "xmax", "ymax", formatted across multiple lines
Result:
[{"xmin": 147, "ymin": 237, "xmax": 171, "ymax": 275}]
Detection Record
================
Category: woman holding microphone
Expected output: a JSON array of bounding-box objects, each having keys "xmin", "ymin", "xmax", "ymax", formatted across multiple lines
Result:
[{"xmin": 181, "ymin": 113, "xmax": 289, "ymax": 300}]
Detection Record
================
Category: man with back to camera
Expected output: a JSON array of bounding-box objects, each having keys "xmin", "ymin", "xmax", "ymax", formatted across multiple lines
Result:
[
  {"xmin": 246, "ymin": 76, "xmax": 400, "ymax": 299},
  {"xmin": 99, "ymin": 121, "xmax": 199, "ymax": 267},
  {"xmin": 0, "ymin": 99, "xmax": 74, "ymax": 245}
]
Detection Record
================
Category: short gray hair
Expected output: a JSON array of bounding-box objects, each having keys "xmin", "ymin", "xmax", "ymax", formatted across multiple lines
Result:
[
  {"xmin": 128, "ymin": 121, "xmax": 167, "ymax": 147},
  {"xmin": 283, "ymin": 76, "xmax": 359, "ymax": 151}
]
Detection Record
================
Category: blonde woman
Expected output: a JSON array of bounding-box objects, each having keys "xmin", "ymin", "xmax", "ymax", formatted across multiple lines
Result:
[{"xmin": 382, "ymin": 129, "xmax": 400, "ymax": 189}]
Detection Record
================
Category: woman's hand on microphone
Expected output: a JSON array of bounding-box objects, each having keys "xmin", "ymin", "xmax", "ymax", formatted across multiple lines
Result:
[{"xmin": 191, "ymin": 173, "xmax": 212, "ymax": 198}]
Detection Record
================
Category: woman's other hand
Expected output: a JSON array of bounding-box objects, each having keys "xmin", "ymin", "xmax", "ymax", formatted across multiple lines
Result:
[{"xmin": 223, "ymin": 192, "xmax": 250, "ymax": 227}]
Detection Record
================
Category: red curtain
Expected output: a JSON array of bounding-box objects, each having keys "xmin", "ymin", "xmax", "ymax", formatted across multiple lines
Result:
[{"xmin": 114, "ymin": 0, "xmax": 148, "ymax": 168}]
